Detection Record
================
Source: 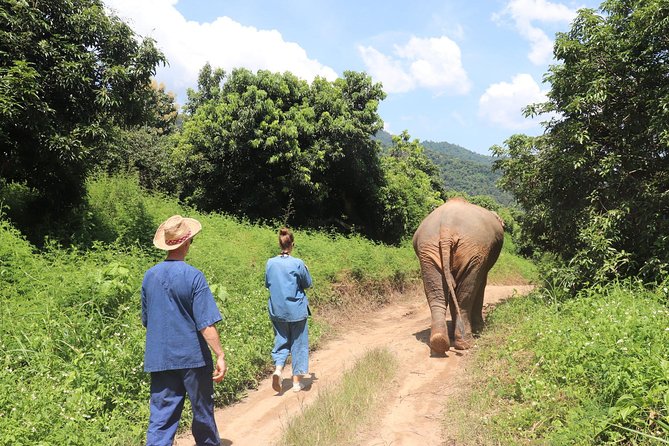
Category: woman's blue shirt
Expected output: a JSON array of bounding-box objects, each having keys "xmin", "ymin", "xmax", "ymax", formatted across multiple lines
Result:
[{"xmin": 265, "ymin": 254, "xmax": 313, "ymax": 322}]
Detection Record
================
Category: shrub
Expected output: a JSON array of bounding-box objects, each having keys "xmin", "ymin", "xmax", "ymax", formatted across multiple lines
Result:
[{"xmin": 451, "ymin": 281, "xmax": 669, "ymax": 445}]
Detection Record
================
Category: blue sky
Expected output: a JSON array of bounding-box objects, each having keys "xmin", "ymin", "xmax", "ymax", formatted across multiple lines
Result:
[{"xmin": 104, "ymin": 0, "xmax": 600, "ymax": 155}]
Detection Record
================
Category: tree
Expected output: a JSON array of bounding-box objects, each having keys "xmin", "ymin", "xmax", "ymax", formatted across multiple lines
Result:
[
  {"xmin": 376, "ymin": 131, "xmax": 443, "ymax": 243},
  {"xmin": 493, "ymin": 0, "xmax": 669, "ymax": 284},
  {"xmin": 309, "ymin": 71, "xmax": 387, "ymax": 236},
  {"xmin": 0, "ymin": 0, "xmax": 165, "ymax": 221},
  {"xmin": 145, "ymin": 80, "xmax": 179, "ymax": 135},
  {"xmin": 183, "ymin": 62, "xmax": 226, "ymax": 116},
  {"xmin": 176, "ymin": 68, "xmax": 387, "ymax": 238}
]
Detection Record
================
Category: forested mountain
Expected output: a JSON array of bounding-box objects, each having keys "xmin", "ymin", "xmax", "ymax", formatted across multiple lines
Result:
[
  {"xmin": 421, "ymin": 140, "xmax": 494, "ymax": 165},
  {"xmin": 422, "ymin": 140, "xmax": 514, "ymax": 205},
  {"xmin": 375, "ymin": 131, "xmax": 514, "ymax": 205}
]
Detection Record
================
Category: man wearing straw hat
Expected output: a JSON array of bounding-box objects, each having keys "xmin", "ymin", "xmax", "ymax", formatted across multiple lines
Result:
[{"xmin": 142, "ymin": 215, "xmax": 227, "ymax": 446}]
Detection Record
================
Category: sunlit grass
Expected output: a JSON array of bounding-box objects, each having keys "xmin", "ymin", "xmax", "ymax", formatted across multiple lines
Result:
[
  {"xmin": 488, "ymin": 233, "xmax": 539, "ymax": 285},
  {"xmin": 279, "ymin": 348, "xmax": 398, "ymax": 446},
  {"xmin": 447, "ymin": 282, "xmax": 669, "ymax": 445},
  {"xmin": 0, "ymin": 174, "xmax": 538, "ymax": 444}
]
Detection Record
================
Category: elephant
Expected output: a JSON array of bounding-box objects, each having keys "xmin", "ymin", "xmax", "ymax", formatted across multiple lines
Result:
[{"xmin": 412, "ymin": 197, "xmax": 504, "ymax": 354}]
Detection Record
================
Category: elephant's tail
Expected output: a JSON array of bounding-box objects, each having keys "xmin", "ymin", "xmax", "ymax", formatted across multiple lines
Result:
[{"xmin": 439, "ymin": 238, "xmax": 466, "ymax": 340}]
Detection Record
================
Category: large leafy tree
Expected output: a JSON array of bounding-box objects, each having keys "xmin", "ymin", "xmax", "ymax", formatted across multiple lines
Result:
[
  {"xmin": 0, "ymin": 0, "xmax": 165, "ymax": 217},
  {"xmin": 183, "ymin": 62, "xmax": 226, "ymax": 116},
  {"xmin": 493, "ymin": 0, "xmax": 669, "ymax": 283},
  {"xmin": 377, "ymin": 131, "xmax": 443, "ymax": 243},
  {"xmin": 176, "ymin": 68, "xmax": 387, "ymax": 237}
]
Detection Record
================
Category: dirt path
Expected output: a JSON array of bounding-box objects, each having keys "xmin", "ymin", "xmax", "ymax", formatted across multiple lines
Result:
[{"xmin": 175, "ymin": 285, "xmax": 534, "ymax": 446}]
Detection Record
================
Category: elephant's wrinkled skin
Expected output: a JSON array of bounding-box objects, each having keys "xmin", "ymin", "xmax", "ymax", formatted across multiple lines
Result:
[{"xmin": 412, "ymin": 198, "xmax": 504, "ymax": 354}]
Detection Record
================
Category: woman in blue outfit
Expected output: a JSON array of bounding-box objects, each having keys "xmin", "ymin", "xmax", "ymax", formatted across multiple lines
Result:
[{"xmin": 265, "ymin": 227, "xmax": 313, "ymax": 393}]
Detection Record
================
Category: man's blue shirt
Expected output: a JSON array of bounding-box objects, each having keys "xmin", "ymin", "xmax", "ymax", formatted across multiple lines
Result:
[
  {"xmin": 141, "ymin": 260, "xmax": 222, "ymax": 372},
  {"xmin": 265, "ymin": 255, "xmax": 313, "ymax": 322}
]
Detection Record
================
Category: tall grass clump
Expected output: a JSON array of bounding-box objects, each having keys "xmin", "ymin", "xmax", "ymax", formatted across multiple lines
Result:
[
  {"xmin": 82, "ymin": 173, "xmax": 158, "ymax": 246},
  {"xmin": 279, "ymin": 348, "xmax": 398, "ymax": 446},
  {"xmin": 448, "ymin": 281, "xmax": 669, "ymax": 445}
]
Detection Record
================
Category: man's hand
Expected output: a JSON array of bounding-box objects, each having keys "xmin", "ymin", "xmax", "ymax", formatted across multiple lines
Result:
[
  {"xmin": 212, "ymin": 355, "xmax": 227, "ymax": 383},
  {"xmin": 200, "ymin": 324, "xmax": 227, "ymax": 382}
]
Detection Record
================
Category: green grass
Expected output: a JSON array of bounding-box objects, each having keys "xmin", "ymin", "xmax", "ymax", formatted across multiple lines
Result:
[
  {"xmin": 279, "ymin": 348, "xmax": 398, "ymax": 446},
  {"xmin": 488, "ymin": 233, "xmax": 539, "ymax": 286},
  {"xmin": 447, "ymin": 281, "xmax": 669, "ymax": 445}
]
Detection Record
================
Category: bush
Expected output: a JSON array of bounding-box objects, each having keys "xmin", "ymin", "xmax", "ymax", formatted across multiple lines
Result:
[
  {"xmin": 83, "ymin": 173, "xmax": 157, "ymax": 246},
  {"xmin": 451, "ymin": 280, "xmax": 669, "ymax": 445}
]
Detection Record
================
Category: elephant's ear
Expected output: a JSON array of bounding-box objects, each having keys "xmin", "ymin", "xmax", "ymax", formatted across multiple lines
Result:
[{"xmin": 491, "ymin": 211, "xmax": 505, "ymax": 229}]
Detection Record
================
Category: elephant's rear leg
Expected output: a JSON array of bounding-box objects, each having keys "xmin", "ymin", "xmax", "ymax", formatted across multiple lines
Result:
[
  {"xmin": 470, "ymin": 277, "xmax": 487, "ymax": 334},
  {"xmin": 419, "ymin": 259, "xmax": 450, "ymax": 354}
]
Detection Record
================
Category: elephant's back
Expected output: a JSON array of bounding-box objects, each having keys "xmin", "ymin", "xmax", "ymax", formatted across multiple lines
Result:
[{"xmin": 413, "ymin": 198, "xmax": 503, "ymax": 248}]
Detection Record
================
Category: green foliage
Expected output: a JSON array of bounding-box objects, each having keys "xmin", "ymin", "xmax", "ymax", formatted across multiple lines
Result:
[
  {"xmin": 0, "ymin": 0, "xmax": 166, "ymax": 220},
  {"xmin": 493, "ymin": 0, "xmax": 669, "ymax": 285},
  {"xmin": 144, "ymin": 80, "xmax": 179, "ymax": 135},
  {"xmin": 0, "ymin": 232, "xmax": 154, "ymax": 445},
  {"xmin": 488, "ymin": 233, "xmax": 539, "ymax": 285},
  {"xmin": 451, "ymin": 281, "xmax": 669, "ymax": 445},
  {"xmin": 183, "ymin": 62, "xmax": 226, "ymax": 116},
  {"xmin": 376, "ymin": 131, "xmax": 443, "ymax": 244},
  {"xmin": 175, "ymin": 67, "xmax": 387, "ymax": 239},
  {"xmin": 422, "ymin": 139, "xmax": 497, "ymax": 165},
  {"xmin": 82, "ymin": 174, "xmax": 157, "ymax": 246},
  {"xmin": 0, "ymin": 174, "xmax": 163, "ymax": 247},
  {"xmin": 93, "ymin": 126, "xmax": 180, "ymax": 193},
  {"xmin": 375, "ymin": 131, "xmax": 515, "ymax": 206},
  {"xmin": 0, "ymin": 180, "xmax": 40, "ymax": 232}
]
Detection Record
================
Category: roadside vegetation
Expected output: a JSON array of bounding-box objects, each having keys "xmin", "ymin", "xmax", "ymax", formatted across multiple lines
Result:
[
  {"xmin": 489, "ymin": 234, "xmax": 537, "ymax": 286},
  {"xmin": 0, "ymin": 174, "xmax": 533, "ymax": 445},
  {"xmin": 0, "ymin": 2, "xmax": 534, "ymax": 442},
  {"xmin": 449, "ymin": 281, "xmax": 669, "ymax": 445},
  {"xmin": 3, "ymin": 0, "xmax": 668, "ymax": 444},
  {"xmin": 279, "ymin": 348, "xmax": 398, "ymax": 446}
]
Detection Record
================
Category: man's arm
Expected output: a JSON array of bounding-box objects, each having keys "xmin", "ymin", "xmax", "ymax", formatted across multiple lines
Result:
[
  {"xmin": 200, "ymin": 325, "xmax": 227, "ymax": 382},
  {"xmin": 141, "ymin": 286, "xmax": 148, "ymax": 328}
]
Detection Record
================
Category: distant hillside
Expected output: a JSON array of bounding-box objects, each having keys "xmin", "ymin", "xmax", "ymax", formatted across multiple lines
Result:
[
  {"xmin": 421, "ymin": 140, "xmax": 494, "ymax": 166},
  {"xmin": 374, "ymin": 129, "xmax": 394, "ymax": 147},
  {"xmin": 374, "ymin": 131, "xmax": 515, "ymax": 205}
]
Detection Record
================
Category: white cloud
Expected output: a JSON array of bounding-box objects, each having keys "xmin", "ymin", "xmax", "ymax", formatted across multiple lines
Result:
[
  {"xmin": 357, "ymin": 46, "xmax": 415, "ymax": 93},
  {"xmin": 103, "ymin": 0, "xmax": 337, "ymax": 102},
  {"xmin": 478, "ymin": 73, "xmax": 548, "ymax": 129},
  {"xmin": 358, "ymin": 36, "xmax": 470, "ymax": 95},
  {"xmin": 494, "ymin": 0, "xmax": 579, "ymax": 65}
]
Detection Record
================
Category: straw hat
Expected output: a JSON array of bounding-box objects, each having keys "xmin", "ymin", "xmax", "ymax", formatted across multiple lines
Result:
[{"xmin": 153, "ymin": 215, "xmax": 202, "ymax": 250}]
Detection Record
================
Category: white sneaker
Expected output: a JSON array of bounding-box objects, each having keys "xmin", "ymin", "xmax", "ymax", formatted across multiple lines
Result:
[
  {"xmin": 272, "ymin": 371, "xmax": 282, "ymax": 392},
  {"xmin": 292, "ymin": 381, "xmax": 305, "ymax": 392}
]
